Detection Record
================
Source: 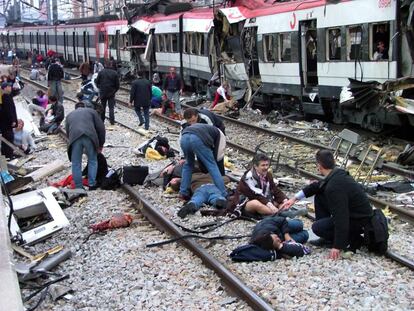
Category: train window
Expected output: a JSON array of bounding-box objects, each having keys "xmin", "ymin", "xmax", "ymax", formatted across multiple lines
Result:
[
  {"xmin": 99, "ymin": 32, "xmax": 105, "ymax": 43},
  {"xmin": 327, "ymin": 28, "xmax": 341, "ymax": 60},
  {"xmin": 279, "ymin": 33, "xmax": 291, "ymax": 62},
  {"xmin": 347, "ymin": 26, "xmax": 362, "ymax": 60},
  {"xmin": 190, "ymin": 33, "xmax": 197, "ymax": 54},
  {"xmin": 171, "ymin": 34, "xmax": 178, "ymax": 52},
  {"xmin": 370, "ymin": 23, "xmax": 389, "ymax": 61},
  {"xmin": 263, "ymin": 34, "xmax": 277, "ymax": 62},
  {"xmin": 199, "ymin": 34, "xmax": 205, "ymax": 56},
  {"xmin": 109, "ymin": 35, "xmax": 115, "ymax": 49}
]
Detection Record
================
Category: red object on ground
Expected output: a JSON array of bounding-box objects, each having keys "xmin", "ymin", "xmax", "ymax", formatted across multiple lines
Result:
[
  {"xmin": 90, "ymin": 214, "xmax": 134, "ymax": 232},
  {"xmin": 49, "ymin": 174, "xmax": 88, "ymax": 188}
]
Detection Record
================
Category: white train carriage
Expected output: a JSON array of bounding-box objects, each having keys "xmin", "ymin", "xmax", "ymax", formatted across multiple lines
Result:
[
  {"xmin": 7, "ymin": 27, "xmax": 25, "ymax": 51},
  {"xmin": 152, "ymin": 13, "xmax": 182, "ymax": 73},
  {"xmin": 105, "ymin": 20, "xmax": 130, "ymax": 64},
  {"xmin": 21, "ymin": 25, "xmax": 56, "ymax": 57},
  {"xmin": 181, "ymin": 9, "xmax": 215, "ymax": 81},
  {"xmin": 252, "ymin": 0, "xmax": 398, "ymax": 115},
  {"xmin": 55, "ymin": 23, "xmax": 98, "ymax": 63}
]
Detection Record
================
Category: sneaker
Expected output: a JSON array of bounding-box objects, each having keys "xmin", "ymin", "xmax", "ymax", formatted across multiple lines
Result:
[
  {"xmin": 309, "ymin": 238, "xmax": 333, "ymax": 248},
  {"xmin": 177, "ymin": 202, "xmax": 198, "ymax": 218},
  {"xmin": 279, "ymin": 207, "xmax": 308, "ymax": 218},
  {"xmin": 214, "ymin": 199, "xmax": 227, "ymax": 209}
]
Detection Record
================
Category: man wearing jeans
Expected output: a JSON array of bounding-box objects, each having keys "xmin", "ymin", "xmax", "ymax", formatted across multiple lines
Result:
[
  {"xmin": 65, "ymin": 103, "xmax": 106, "ymax": 190},
  {"xmin": 129, "ymin": 72, "xmax": 151, "ymax": 130},
  {"xmin": 47, "ymin": 58, "xmax": 64, "ymax": 104},
  {"xmin": 179, "ymin": 123, "xmax": 226, "ymax": 200},
  {"xmin": 162, "ymin": 67, "xmax": 183, "ymax": 113}
]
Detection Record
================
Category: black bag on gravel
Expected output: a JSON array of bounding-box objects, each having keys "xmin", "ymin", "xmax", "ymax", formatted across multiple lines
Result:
[
  {"xmin": 230, "ymin": 244, "xmax": 276, "ymax": 262},
  {"xmin": 364, "ymin": 209, "xmax": 389, "ymax": 255},
  {"xmin": 122, "ymin": 166, "xmax": 149, "ymax": 185},
  {"xmin": 100, "ymin": 169, "xmax": 122, "ymax": 190}
]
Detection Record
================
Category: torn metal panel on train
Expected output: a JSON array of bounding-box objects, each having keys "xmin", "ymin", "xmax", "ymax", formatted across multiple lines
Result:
[{"xmin": 6, "ymin": 187, "xmax": 70, "ymax": 245}]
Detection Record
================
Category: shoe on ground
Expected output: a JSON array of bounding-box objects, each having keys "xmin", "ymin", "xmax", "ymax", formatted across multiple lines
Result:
[
  {"xmin": 178, "ymin": 194, "xmax": 191, "ymax": 202},
  {"xmin": 110, "ymin": 122, "xmax": 115, "ymax": 125},
  {"xmin": 138, "ymin": 122, "xmax": 144, "ymax": 126},
  {"xmin": 214, "ymin": 199, "xmax": 227, "ymax": 209},
  {"xmin": 309, "ymin": 238, "xmax": 333, "ymax": 248},
  {"xmin": 177, "ymin": 202, "xmax": 198, "ymax": 218},
  {"xmin": 88, "ymin": 185, "xmax": 99, "ymax": 191}
]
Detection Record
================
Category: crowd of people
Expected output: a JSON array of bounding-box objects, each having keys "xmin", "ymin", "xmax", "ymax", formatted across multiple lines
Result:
[{"xmin": 0, "ymin": 54, "xmax": 388, "ymax": 262}]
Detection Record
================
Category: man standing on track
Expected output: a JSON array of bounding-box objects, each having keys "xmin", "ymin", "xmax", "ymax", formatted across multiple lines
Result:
[
  {"xmin": 96, "ymin": 66, "xmax": 119, "ymax": 125},
  {"xmin": 65, "ymin": 102, "xmax": 106, "ymax": 190},
  {"xmin": 0, "ymin": 82, "xmax": 17, "ymax": 159},
  {"xmin": 162, "ymin": 67, "xmax": 184, "ymax": 114},
  {"xmin": 129, "ymin": 72, "xmax": 151, "ymax": 130},
  {"xmin": 47, "ymin": 58, "xmax": 64, "ymax": 104}
]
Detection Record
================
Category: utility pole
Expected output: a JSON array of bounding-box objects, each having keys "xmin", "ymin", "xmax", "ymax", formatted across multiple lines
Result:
[
  {"xmin": 93, "ymin": 0, "xmax": 98, "ymax": 16},
  {"xmin": 52, "ymin": 0, "xmax": 57, "ymax": 24},
  {"xmin": 46, "ymin": 0, "xmax": 51, "ymax": 24}
]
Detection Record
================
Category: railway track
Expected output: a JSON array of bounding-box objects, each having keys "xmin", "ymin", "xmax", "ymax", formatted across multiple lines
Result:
[
  {"xmin": 20, "ymin": 74, "xmax": 276, "ymax": 310},
  {"xmin": 18, "ymin": 75, "xmax": 414, "ymax": 309}
]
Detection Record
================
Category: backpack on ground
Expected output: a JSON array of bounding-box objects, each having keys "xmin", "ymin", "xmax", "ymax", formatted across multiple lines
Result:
[
  {"xmin": 100, "ymin": 168, "xmax": 122, "ymax": 190},
  {"xmin": 364, "ymin": 209, "xmax": 389, "ymax": 255},
  {"xmin": 122, "ymin": 165, "xmax": 149, "ymax": 185},
  {"xmin": 229, "ymin": 244, "xmax": 276, "ymax": 262}
]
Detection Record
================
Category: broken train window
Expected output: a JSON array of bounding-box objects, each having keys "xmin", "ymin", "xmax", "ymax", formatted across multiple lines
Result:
[
  {"xmin": 279, "ymin": 32, "xmax": 291, "ymax": 62},
  {"xmin": 327, "ymin": 28, "xmax": 341, "ymax": 60},
  {"xmin": 370, "ymin": 22, "xmax": 390, "ymax": 61},
  {"xmin": 347, "ymin": 25, "xmax": 362, "ymax": 60},
  {"xmin": 263, "ymin": 33, "xmax": 278, "ymax": 62}
]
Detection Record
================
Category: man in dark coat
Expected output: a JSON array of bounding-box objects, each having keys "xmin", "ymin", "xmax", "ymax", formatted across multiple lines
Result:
[
  {"xmin": 95, "ymin": 67, "xmax": 119, "ymax": 125},
  {"xmin": 129, "ymin": 73, "xmax": 151, "ymax": 130},
  {"xmin": 182, "ymin": 107, "xmax": 225, "ymax": 134},
  {"xmin": 65, "ymin": 102, "xmax": 106, "ymax": 189},
  {"xmin": 162, "ymin": 67, "xmax": 184, "ymax": 113},
  {"xmin": 281, "ymin": 149, "xmax": 374, "ymax": 259},
  {"xmin": 0, "ymin": 82, "xmax": 17, "ymax": 159},
  {"xmin": 47, "ymin": 58, "xmax": 64, "ymax": 104}
]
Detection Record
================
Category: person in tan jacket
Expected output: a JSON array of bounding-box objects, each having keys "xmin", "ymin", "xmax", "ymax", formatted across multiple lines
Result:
[{"xmin": 79, "ymin": 61, "xmax": 91, "ymax": 82}]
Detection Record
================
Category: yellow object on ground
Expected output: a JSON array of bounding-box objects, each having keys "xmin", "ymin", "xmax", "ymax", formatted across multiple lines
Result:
[
  {"xmin": 145, "ymin": 147, "xmax": 166, "ymax": 160},
  {"xmin": 164, "ymin": 186, "xmax": 176, "ymax": 194},
  {"xmin": 224, "ymin": 156, "xmax": 234, "ymax": 170}
]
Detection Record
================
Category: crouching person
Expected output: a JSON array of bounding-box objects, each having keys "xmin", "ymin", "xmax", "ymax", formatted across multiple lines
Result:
[
  {"xmin": 65, "ymin": 102, "xmax": 105, "ymax": 190},
  {"xmin": 280, "ymin": 150, "xmax": 374, "ymax": 259},
  {"xmin": 250, "ymin": 216, "xmax": 310, "ymax": 258},
  {"xmin": 39, "ymin": 96, "xmax": 64, "ymax": 134},
  {"xmin": 13, "ymin": 119, "xmax": 36, "ymax": 154}
]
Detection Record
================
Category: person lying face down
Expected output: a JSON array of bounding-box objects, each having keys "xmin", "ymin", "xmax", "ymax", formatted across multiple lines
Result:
[{"xmin": 250, "ymin": 215, "xmax": 311, "ymax": 258}]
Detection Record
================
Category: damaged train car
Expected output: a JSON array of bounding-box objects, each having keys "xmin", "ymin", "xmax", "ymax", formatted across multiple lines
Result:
[{"xmin": 132, "ymin": 0, "xmax": 414, "ymax": 131}]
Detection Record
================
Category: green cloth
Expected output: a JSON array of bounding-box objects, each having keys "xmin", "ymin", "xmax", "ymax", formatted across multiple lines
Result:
[{"xmin": 152, "ymin": 86, "xmax": 162, "ymax": 99}]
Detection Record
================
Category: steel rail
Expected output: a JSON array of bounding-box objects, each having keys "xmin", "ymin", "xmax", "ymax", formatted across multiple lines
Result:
[
  {"xmin": 122, "ymin": 184, "xmax": 275, "ymax": 311},
  {"xmin": 179, "ymin": 102, "xmax": 414, "ymax": 180}
]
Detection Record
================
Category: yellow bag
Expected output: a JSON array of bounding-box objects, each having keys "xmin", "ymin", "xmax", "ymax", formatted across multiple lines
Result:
[{"xmin": 145, "ymin": 147, "xmax": 166, "ymax": 160}]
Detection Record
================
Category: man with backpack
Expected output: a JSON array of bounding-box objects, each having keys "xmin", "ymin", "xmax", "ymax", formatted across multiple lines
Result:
[
  {"xmin": 281, "ymin": 149, "xmax": 376, "ymax": 259},
  {"xmin": 162, "ymin": 67, "xmax": 183, "ymax": 114}
]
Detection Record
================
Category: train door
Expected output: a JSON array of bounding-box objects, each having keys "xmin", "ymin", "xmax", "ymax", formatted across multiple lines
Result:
[
  {"xmin": 115, "ymin": 30, "xmax": 121, "ymax": 61},
  {"xmin": 72, "ymin": 32, "xmax": 76, "ymax": 63},
  {"xmin": 14, "ymin": 33, "xmax": 17, "ymax": 49},
  {"xmin": 44, "ymin": 32, "xmax": 48, "ymax": 53},
  {"xmin": 36, "ymin": 32, "xmax": 40, "ymax": 53},
  {"xmin": 299, "ymin": 19, "xmax": 318, "ymax": 86},
  {"xmin": 83, "ymin": 31, "xmax": 88, "ymax": 61},
  {"xmin": 29, "ymin": 32, "xmax": 32, "ymax": 51},
  {"xmin": 242, "ymin": 26, "xmax": 259, "ymax": 78},
  {"xmin": 63, "ymin": 32, "xmax": 67, "ymax": 60}
]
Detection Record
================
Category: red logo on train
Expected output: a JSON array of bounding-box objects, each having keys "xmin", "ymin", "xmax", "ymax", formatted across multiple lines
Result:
[{"xmin": 290, "ymin": 12, "xmax": 296, "ymax": 30}]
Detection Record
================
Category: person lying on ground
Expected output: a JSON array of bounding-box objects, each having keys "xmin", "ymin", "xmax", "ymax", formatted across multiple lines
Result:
[
  {"xmin": 250, "ymin": 215, "xmax": 311, "ymax": 258},
  {"xmin": 168, "ymin": 172, "xmax": 230, "ymax": 218}
]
